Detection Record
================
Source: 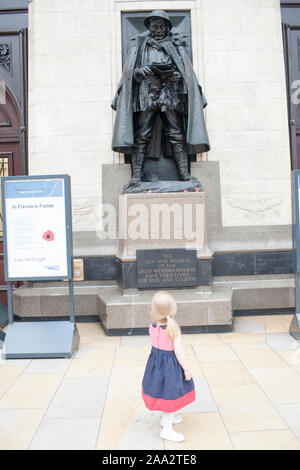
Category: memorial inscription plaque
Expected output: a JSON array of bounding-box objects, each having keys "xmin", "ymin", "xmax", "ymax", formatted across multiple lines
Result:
[{"xmin": 137, "ymin": 248, "xmax": 197, "ymax": 288}]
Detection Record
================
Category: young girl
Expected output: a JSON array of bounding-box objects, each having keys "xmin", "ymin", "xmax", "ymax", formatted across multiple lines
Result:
[{"xmin": 142, "ymin": 291, "xmax": 195, "ymax": 443}]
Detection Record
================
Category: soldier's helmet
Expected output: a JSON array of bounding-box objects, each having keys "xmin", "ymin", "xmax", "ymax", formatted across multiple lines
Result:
[{"xmin": 144, "ymin": 10, "xmax": 173, "ymax": 31}]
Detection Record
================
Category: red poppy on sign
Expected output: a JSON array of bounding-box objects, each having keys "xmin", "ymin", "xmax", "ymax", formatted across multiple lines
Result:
[{"xmin": 42, "ymin": 230, "xmax": 54, "ymax": 242}]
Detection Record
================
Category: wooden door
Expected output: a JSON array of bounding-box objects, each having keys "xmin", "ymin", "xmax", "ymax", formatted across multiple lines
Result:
[
  {"xmin": 286, "ymin": 24, "xmax": 300, "ymax": 169},
  {"xmin": 297, "ymin": 130, "xmax": 300, "ymax": 169},
  {"xmin": 281, "ymin": 2, "xmax": 300, "ymax": 168},
  {"xmin": 0, "ymin": 29, "xmax": 28, "ymax": 306},
  {"xmin": 0, "ymin": 86, "xmax": 24, "ymax": 303}
]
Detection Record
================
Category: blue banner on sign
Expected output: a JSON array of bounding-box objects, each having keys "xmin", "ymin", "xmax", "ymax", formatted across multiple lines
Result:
[{"xmin": 5, "ymin": 180, "xmax": 63, "ymax": 198}]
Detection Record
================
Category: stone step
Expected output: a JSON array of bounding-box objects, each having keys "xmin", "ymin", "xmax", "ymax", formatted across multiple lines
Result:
[
  {"xmin": 98, "ymin": 283, "xmax": 232, "ymax": 334},
  {"xmin": 216, "ymin": 274, "xmax": 295, "ymax": 312},
  {"xmin": 11, "ymin": 275, "xmax": 295, "ymax": 334},
  {"xmin": 13, "ymin": 281, "xmax": 115, "ymax": 319}
]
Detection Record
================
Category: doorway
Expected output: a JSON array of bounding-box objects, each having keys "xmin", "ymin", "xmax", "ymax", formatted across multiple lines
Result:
[
  {"xmin": 0, "ymin": 2, "xmax": 28, "ymax": 305},
  {"xmin": 281, "ymin": 2, "xmax": 300, "ymax": 169}
]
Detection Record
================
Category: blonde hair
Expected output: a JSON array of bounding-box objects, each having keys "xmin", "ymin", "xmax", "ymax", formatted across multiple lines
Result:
[{"xmin": 150, "ymin": 291, "xmax": 180, "ymax": 340}]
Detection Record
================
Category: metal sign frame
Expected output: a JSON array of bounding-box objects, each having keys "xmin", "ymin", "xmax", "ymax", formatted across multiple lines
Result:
[
  {"xmin": 290, "ymin": 170, "xmax": 300, "ymax": 341},
  {"xmin": 1, "ymin": 174, "xmax": 79, "ymax": 359}
]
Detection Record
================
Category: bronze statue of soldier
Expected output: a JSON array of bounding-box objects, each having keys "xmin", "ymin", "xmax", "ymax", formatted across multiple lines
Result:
[{"xmin": 111, "ymin": 10, "xmax": 210, "ymax": 192}]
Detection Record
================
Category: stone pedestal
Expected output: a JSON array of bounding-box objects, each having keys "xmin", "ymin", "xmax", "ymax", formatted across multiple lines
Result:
[
  {"xmin": 118, "ymin": 191, "xmax": 212, "ymax": 261},
  {"xmin": 117, "ymin": 191, "xmax": 214, "ymax": 288},
  {"xmin": 97, "ymin": 190, "xmax": 233, "ymax": 333}
]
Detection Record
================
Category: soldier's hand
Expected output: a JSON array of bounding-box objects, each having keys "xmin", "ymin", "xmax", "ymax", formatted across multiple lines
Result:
[
  {"xmin": 137, "ymin": 66, "xmax": 153, "ymax": 79},
  {"xmin": 169, "ymin": 71, "xmax": 181, "ymax": 82}
]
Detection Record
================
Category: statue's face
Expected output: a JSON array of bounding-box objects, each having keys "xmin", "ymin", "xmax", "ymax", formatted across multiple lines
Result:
[{"xmin": 148, "ymin": 18, "xmax": 168, "ymax": 40}]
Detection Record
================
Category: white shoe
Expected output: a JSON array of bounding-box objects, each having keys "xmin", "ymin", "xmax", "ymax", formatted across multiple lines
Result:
[
  {"xmin": 160, "ymin": 429, "xmax": 185, "ymax": 443},
  {"xmin": 160, "ymin": 414, "xmax": 182, "ymax": 426}
]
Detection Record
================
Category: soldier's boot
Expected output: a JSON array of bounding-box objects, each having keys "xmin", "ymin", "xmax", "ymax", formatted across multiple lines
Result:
[
  {"xmin": 131, "ymin": 152, "xmax": 145, "ymax": 182},
  {"xmin": 173, "ymin": 149, "xmax": 191, "ymax": 181}
]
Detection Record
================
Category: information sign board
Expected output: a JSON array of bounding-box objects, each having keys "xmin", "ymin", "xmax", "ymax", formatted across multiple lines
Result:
[
  {"xmin": 2, "ymin": 175, "xmax": 72, "ymax": 281},
  {"xmin": 1, "ymin": 175, "xmax": 79, "ymax": 359}
]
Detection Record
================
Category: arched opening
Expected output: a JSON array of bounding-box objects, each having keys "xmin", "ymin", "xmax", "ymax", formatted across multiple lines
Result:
[{"xmin": 0, "ymin": 85, "xmax": 24, "ymax": 305}]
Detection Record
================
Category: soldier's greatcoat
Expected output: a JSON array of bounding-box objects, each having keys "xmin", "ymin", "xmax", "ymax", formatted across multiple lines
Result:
[{"xmin": 111, "ymin": 32, "xmax": 210, "ymax": 156}]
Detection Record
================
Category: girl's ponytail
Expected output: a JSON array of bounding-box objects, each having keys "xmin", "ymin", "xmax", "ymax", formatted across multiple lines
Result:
[
  {"xmin": 151, "ymin": 291, "xmax": 180, "ymax": 340},
  {"xmin": 166, "ymin": 314, "xmax": 180, "ymax": 340}
]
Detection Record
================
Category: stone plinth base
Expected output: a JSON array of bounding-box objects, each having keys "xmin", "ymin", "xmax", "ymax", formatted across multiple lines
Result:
[
  {"xmin": 11, "ymin": 275, "xmax": 295, "ymax": 335},
  {"xmin": 117, "ymin": 191, "xmax": 213, "ymax": 289},
  {"xmin": 118, "ymin": 191, "xmax": 212, "ymax": 262},
  {"xmin": 98, "ymin": 283, "xmax": 233, "ymax": 335}
]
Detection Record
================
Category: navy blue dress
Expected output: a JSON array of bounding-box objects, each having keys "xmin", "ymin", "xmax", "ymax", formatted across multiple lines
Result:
[{"xmin": 142, "ymin": 323, "xmax": 195, "ymax": 413}]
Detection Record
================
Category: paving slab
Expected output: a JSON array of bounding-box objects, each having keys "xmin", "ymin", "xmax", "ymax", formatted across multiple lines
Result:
[
  {"xmin": 232, "ymin": 318, "xmax": 265, "ymax": 334},
  {"xmin": 0, "ymin": 359, "xmax": 31, "ymax": 368},
  {"xmin": 67, "ymin": 348, "xmax": 115, "ymax": 378},
  {"xmin": 230, "ymin": 429, "xmax": 300, "ymax": 450},
  {"xmin": 23, "ymin": 359, "xmax": 72, "ymax": 375},
  {"xmin": 220, "ymin": 333, "xmax": 266, "ymax": 344},
  {"xmin": 183, "ymin": 345, "xmax": 196, "ymax": 356},
  {"xmin": 45, "ymin": 377, "xmax": 108, "ymax": 419},
  {"xmin": 164, "ymin": 413, "xmax": 233, "ymax": 450},
  {"xmin": 29, "ymin": 417, "xmax": 99, "ymax": 450},
  {"xmin": 116, "ymin": 404, "xmax": 164, "ymax": 451},
  {"xmin": 79, "ymin": 335, "xmax": 121, "ymax": 349},
  {"xmin": 260, "ymin": 315, "xmax": 292, "ymax": 334},
  {"xmin": 183, "ymin": 376, "xmax": 218, "ymax": 413},
  {"xmin": 107, "ymin": 365, "xmax": 145, "ymax": 399},
  {"xmin": 201, "ymin": 361, "xmax": 255, "ymax": 386},
  {"xmin": 230, "ymin": 342, "xmax": 271, "ymax": 351},
  {"xmin": 182, "ymin": 333, "xmax": 223, "ymax": 346},
  {"xmin": 114, "ymin": 346, "xmax": 151, "ymax": 366},
  {"xmin": 96, "ymin": 398, "xmax": 141, "ymax": 450},
  {"xmin": 266, "ymin": 333, "xmax": 299, "ymax": 351},
  {"xmin": 275, "ymin": 404, "xmax": 300, "ymax": 441},
  {"xmin": 0, "ymin": 409, "xmax": 45, "ymax": 450},
  {"xmin": 0, "ymin": 367, "xmax": 25, "ymax": 395},
  {"xmin": 211, "ymin": 383, "xmax": 288, "ymax": 432},
  {"xmin": 188, "ymin": 356, "xmax": 203, "ymax": 377},
  {"xmin": 249, "ymin": 368, "xmax": 300, "ymax": 404},
  {"xmin": 241, "ymin": 315, "xmax": 292, "ymax": 334},
  {"xmin": 0, "ymin": 318, "xmax": 299, "ymax": 450},
  {"xmin": 76, "ymin": 323, "xmax": 105, "ymax": 338},
  {"xmin": 277, "ymin": 350, "xmax": 300, "ymax": 374},
  {"xmin": 193, "ymin": 343, "xmax": 239, "ymax": 362},
  {"xmin": 120, "ymin": 335, "xmax": 151, "ymax": 348},
  {"xmin": 235, "ymin": 348, "xmax": 289, "ymax": 369},
  {"xmin": 0, "ymin": 374, "xmax": 63, "ymax": 409}
]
